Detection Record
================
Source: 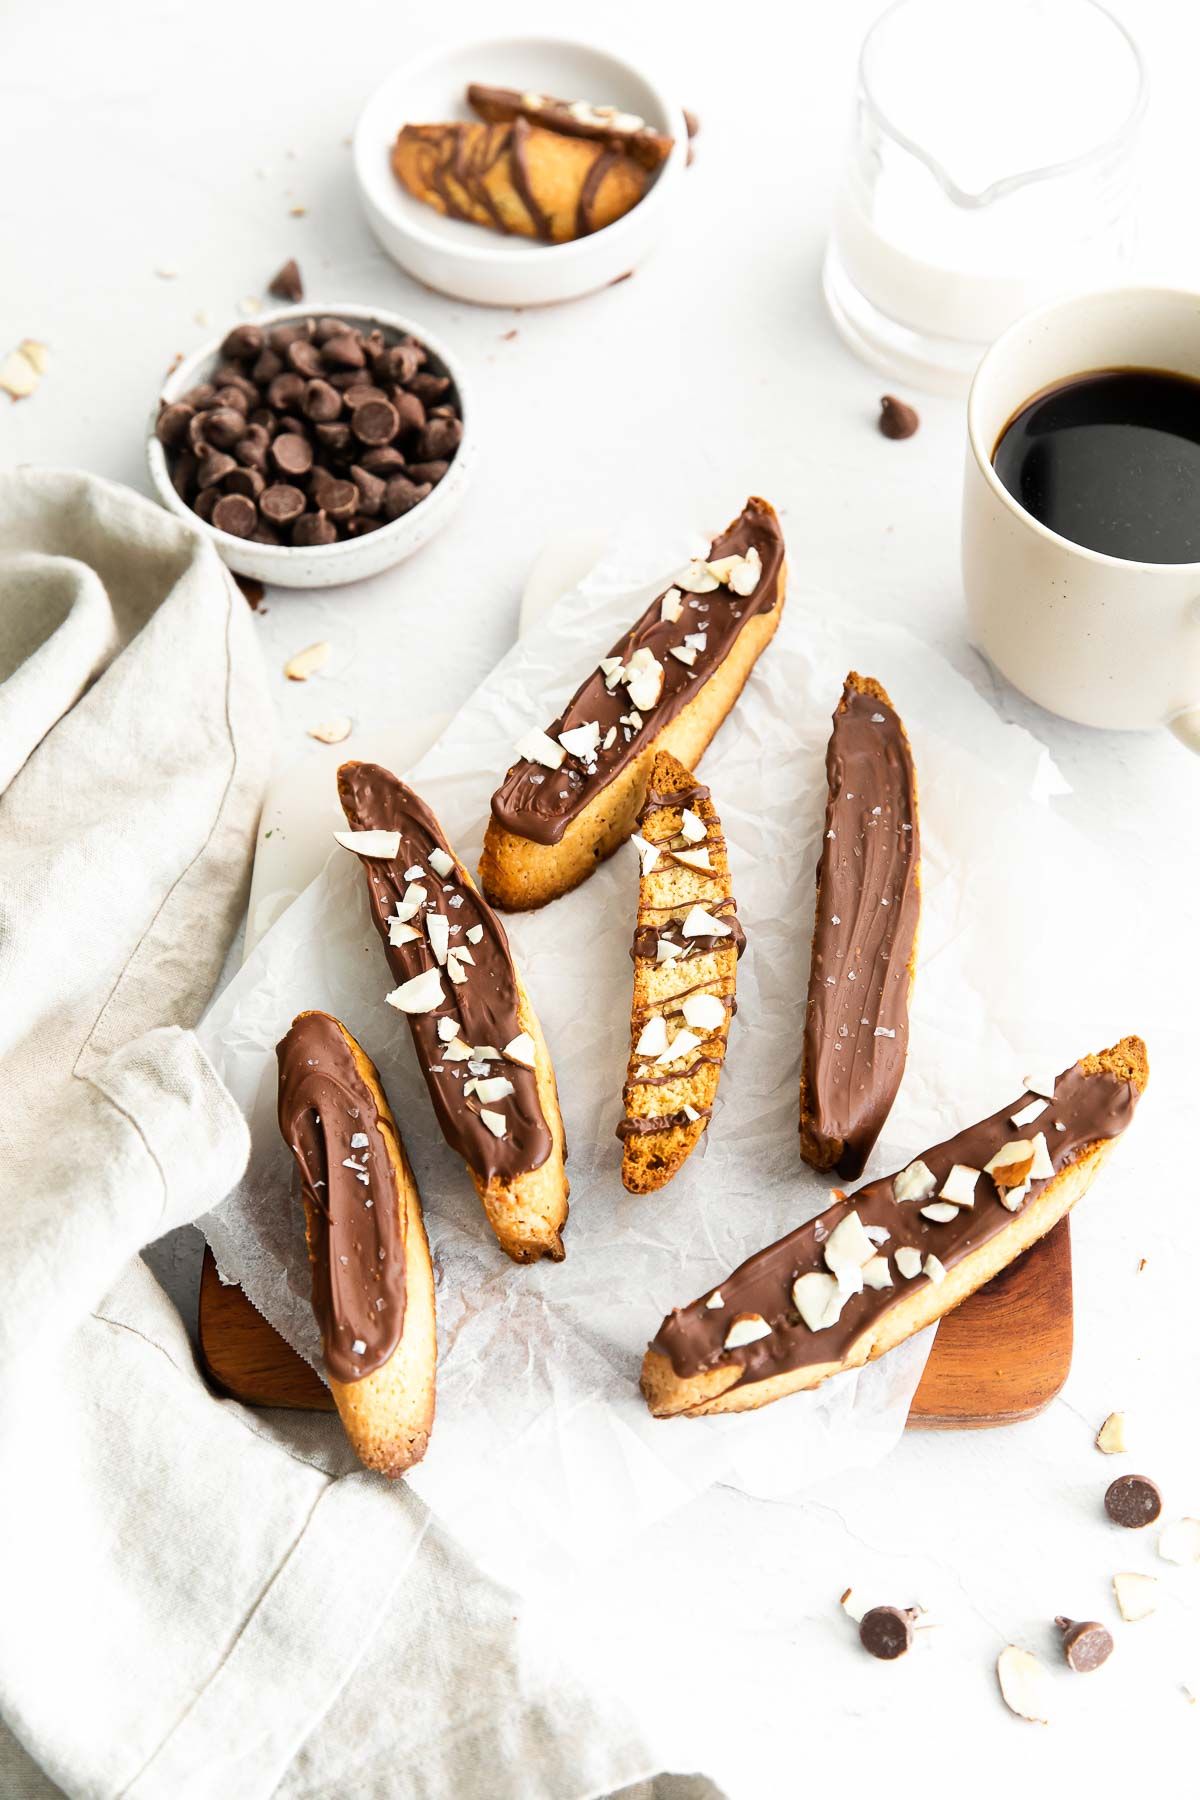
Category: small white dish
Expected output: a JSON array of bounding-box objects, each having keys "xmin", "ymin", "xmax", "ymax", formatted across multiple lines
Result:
[
  {"xmin": 146, "ymin": 302, "xmax": 475, "ymax": 590},
  {"xmin": 354, "ymin": 35, "xmax": 688, "ymax": 307}
]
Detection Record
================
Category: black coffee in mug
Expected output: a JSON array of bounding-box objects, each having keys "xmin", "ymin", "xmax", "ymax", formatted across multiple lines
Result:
[{"xmin": 992, "ymin": 368, "xmax": 1200, "ymax": 564}]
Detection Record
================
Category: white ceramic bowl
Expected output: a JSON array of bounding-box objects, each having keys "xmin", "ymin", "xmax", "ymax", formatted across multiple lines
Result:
[
  {"xmin": 146, "ymin": 302, "xmax": 475, "ymax": 589},
  {"xmin": 354, "ymin": 35, "xmax": 688, "ymax": 307}
]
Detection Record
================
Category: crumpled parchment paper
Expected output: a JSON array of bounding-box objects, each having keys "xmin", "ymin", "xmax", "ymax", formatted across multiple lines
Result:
[{"xmin": 198, "ymin": 511, "xmax": 1119, "ymax": 1589}]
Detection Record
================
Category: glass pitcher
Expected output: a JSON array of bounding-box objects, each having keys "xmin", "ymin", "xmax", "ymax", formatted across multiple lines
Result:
[{"xmin": 823, "ymin": 0, "xmax": 1147, "ymax": 394}]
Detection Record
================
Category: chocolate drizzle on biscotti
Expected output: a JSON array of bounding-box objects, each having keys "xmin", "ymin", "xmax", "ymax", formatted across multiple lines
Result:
[
  {"xmin": 276, "ymin": 1012, "xmax": 406, "ymax": 1385},
  {"xmin": 491, "ymin": 499, "xmax": 785, "ymax": 847},
  {"xmin": 466, "ymin": 83, "xmax": 675, "ymax": 171},
  {"xmin": 338, "ymin": 763, "xmax": 553, "ymax": 1186},
  {"xmin": 652, "ymin": 1053, "xmax": 1141, "ymax": 1388},
  {"xmin": 801, "ymin": 677, "xmax": 919, "ymax": 1180}
]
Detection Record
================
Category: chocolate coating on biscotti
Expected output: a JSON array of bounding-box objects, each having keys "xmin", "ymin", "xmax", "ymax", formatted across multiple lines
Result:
[
  {"xmin": 277, "ymin": 1012, "xmax": 406, "ymax": 1384},
  {"xmin": 800, "ymin": 676, "xmax": 919, "ymax": 1180},
  {"xmin": 491, "ymin": 499, "xmax": 785, "ymax": 847},
  {"xmin": 466, "ymin": 82, "xmax": 674, "ymax": 171},
  {"xmin": 651, "ymin": 1053, "xmax": 1141, "ymax": 1388},
  {"xmin": 338, "ymin": 762, "xmax": 552, "ymax": 1186}
]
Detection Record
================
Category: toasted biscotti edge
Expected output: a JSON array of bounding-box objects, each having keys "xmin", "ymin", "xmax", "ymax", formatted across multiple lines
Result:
[
  {"xmin": 479, "ymin": 554, "xmax": 788, "ymax": 911},
  {"xmin": 476, "ymin": 971, "xmax": 570, "ymax": 1262},
  {"xmin": 799, "ymin": 670, "xmax": 921, "ymax": 1175},
  {"xmin": 621, "ymin": 750, "xmax": 737, "ymax": 1193},
  {"xmin": 303, "ymin": 1014, "xmax": 437, "ymax": 1476},
  {"xmin": 647, "ymin": 1035, "xmax": 1148, "ymax": 1419}
]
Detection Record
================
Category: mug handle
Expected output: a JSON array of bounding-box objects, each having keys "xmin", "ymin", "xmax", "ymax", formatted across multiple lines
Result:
[{"xmin": 1168, "ymin": 706, "xmax": 1200, "ymax": 755}]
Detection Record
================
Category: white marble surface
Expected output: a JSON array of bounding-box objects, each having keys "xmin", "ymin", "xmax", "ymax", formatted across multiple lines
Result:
[{"xmin": 5, "ymin": 0, "xmax": 1200, "ymax": 1789}]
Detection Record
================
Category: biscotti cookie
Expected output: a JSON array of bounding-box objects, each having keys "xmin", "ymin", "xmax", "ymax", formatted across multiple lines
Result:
[
  {"xmin": 337, "ymin": 762, "xmax": 570, "ymax": 1264},
  {"xmin": 480, "ymin": 496, "xmax": 787, "ymax": 911},
  {"xmin": 619, "ymin": 751, "xmax": 741, "ymax": 1191},
  {"xmin": 643, "ymin": 1036, "xmax": 1147, "ymax": 1418},
  {"xmin": 277, "ymin": 1010, "xmax": 436, "ymax": 1477},
  {"xmin": 799, "ymin": 673, "xmax": 920, "ymax": 1180},
  {"xmin": 466, "ymin": 83, "xmax": 675, "ymax": 172}
]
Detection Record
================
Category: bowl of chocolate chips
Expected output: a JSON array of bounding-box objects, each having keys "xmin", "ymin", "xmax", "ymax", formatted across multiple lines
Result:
[{"xmin": 147, "ymin": 303, "xmax": 473, "ymax": 587}]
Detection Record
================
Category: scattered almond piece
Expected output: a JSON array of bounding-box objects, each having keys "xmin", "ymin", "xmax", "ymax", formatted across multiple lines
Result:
[
  {"xmin": 1159, "ymin": 1518, "xmax": 1200, "ymax": 1565},
  {"xmin": 1, "ymin": 339, "xmax": 48, "ymax": 401},
  {"xmin": 285, "ymin": 641, "xmax": 331, "ymax": 681},
  {"xmin": 893, "ymin": 1159, "xmax": 937, "ymax": 1203},
  {"xmin": 1096, "ymin": 1411, "xmax": 1127, "ymax": 1456},
  {"xmin": 996, "ymin": 1646, "xmax": 1051, "ymax": 1722},
  {"xmin": 308, "ymin": 716, "xmax": 352, "ymax": 744},
  {"xmin": 894, "ymin": 1246, "xmax": 922, "ymax": 1279},
  {"xmin": 1113, "ymin": 1571, "xmax": 1158, "ymax": 1621}
]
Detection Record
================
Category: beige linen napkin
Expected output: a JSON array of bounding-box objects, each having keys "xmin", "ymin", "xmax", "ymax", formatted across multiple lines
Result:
[{"xmin": 0, "ymin": 470, "xmax": 656, "ymax": 1800}]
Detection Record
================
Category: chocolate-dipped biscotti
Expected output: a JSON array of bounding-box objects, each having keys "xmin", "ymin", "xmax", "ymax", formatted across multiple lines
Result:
[
  {"xmin": 465, "ymin": 84, "xmax": 674, "ymax": 171},
  {"xmin": 277, "ymin": 1011, "xmax": 436, "ymax": 1477},
  {"xmin": 800, "ymin": 674, "xmax": 920, "ymax": 1181},
  {"xmin": 643, "ymin": 1036, "xmax": 1147, "ymax": 1418},
  {"xmin": 619, "ymin": 752, "xmax": 742, "ymax": 1191},
  {"xmin": 337, "ymin": 762, "xmax": 569, "ymax": 1264},
  {"xmin": 392, "ymin": 117, "xmax": 653, "ymax": 244},
  {"xmin": 481, "ymin": 496, "xmax": 786, "ymax": 911}
]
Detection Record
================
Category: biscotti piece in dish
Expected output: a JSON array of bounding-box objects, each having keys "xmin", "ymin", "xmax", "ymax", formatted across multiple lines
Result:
[
  {"xmin": 643, "ymin": 1036, "xmax": 1147, "ymax": 1418},
  {"xmin": 277, "ymin": 1010, "xmax": 436, "ymax": 1477},
  {"xmin": 620, "ymin": 751, "xmax": 742, "ymax": 1192},
  {"xmin": 336, "ymin": 761, "xmax": 569, "ymax": 1265},
  {"xmin": 391, "ymin": 117, "xmax": 651, "ymax": 243},
  {"xmin": 466, "ymin": 83, "xmax": 674, "ymax": 172},
  {"xmin": 481, "ymin": 496, "xmax": 786, "ymax": 911},
  {"xmin": 799, "ymin": 673, "xmax": 920, "ymax": 1181}
]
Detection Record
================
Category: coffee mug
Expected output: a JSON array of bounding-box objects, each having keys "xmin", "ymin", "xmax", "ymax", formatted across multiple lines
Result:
[{"xmin": 962, "ymin": 286, "xmax": 1200, "ymax": 752}]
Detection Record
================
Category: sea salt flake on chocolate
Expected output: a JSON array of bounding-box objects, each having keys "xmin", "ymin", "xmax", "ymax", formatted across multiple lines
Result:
[
  {"xmin": 334, "ymin": 829, "xmax": 401, "ymax": 859},
  {"xmin": 874, "ymin": 1026, "xmax": 896, "ymax": 1038},
  {"xmin": 350, "ymin": 1133, "xmax": 368, "ymax": 1149},
  {"xmin": 403, "ymin": 864, "xmax": 425, "ymax": 880},
  {"xmin": 351, "ymin": 1339, "xmax": 366, "ymax": 1356}
]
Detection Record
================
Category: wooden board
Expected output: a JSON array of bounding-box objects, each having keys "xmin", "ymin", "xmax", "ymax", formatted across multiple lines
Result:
[{"xmin": 197, "ymin": 1218, "xmax": 1072, "ymax": 1427}]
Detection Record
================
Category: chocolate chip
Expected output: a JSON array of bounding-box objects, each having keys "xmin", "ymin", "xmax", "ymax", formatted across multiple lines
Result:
[
  {"xmin": 260, "ymin": 483, "xmax": 307, "ymax": 524},
  {"xmin": 879, "ymin": 394, "xmax": 920, "ymax": 439},
  {"xmin": 224, "ymin": 466, "xmax": 264, "ymax": 500},
  {"xmin": 196, "ymin": 450, "xmax": 237, "ymax": 489},
  {"xmin": 407, "ymin": 371, "xmax": 450, "ymax": 405},
  {"xmin": 156, "ymin": 402, "xmax": 194, "ymax": 447},
  {"xmin": 267, "ymin": 372, "xmax": 306, "ymax": 413},
  {"xmin": 186, "ymin": 412, "xmax": 213, "ymax": 454},
  {"xmin": 203, "ymin": 406, "xmax": 248, "ymax": 450},
  {"xmin": 375, "ymin": 343, "xmax": 423, "ymax": 384},
  {"xmin": 235, "ymin": 426, "xmax": 270, "ymax": 470},
  {"xmin": 303, "ymin": 379, "xmax": 342, "ymax": 423},
  {"xmin": 247, "ymin": 407, "xmax": 277, "ymax": 435},
  {"xmin": 271, "ymin": 432, "xmax": 313, "ymax": 477},
  {"xmin": 314, "ymin": 421, "xmax": 352, "ymax": 456},
  {"xmin": 418, "ymin": 415, "xmax": 462, "ymax": 460},
  {"xmin": 314, "ymin": 477, "xmax": 358, "ymax": 522},
  {"xmin": 221, "ymin": 325, "xmax": 263, "ymax": 361},
  {"xmin": 1055, "ymin": 1617, "xmax": 1113, "ymax": 1673},
  {"xmin": 287, "ymin": 339, "xmax": 323, "ymax": 379},
  {"xmin": 182, "ymin": 382, "xmax": 217, "ymax": 409},
  {"xmin": 351, "ymin": 398, "xmax": 399, "ymax": 446},
  {"xmin": 251, "ymin": 522, "xmax": 281, "ymax": 545},
  {"xmin": 358, "ymin": 445, "xmax": 407, "ymax": 474},
  {"xmin": 406, "ymin": 459, "xmax": 448, "ymax": 485},
  {"xmin": 170, "ymin": 450, "xmax": 196, "ymax": 498},
  {"xmin": 342, "ymin": 384, "xmax": 389, "ymax": 411},
  {"xmin": 313, "ymin": 317, "xmax": 352, "ymax": 343},
  {"xmin": 268, "ymin": 259, "xmax": 304, "ymax": 303},
  {"xmin": 269, "ymin": 321, "xmax": 312, "ymax": 354},
  {"xmin": 212, "ymin": 493, "xmax": 258, "ymax": 538},
  {"xmin": 383, "ymin": 476, "xmax": 431, "ymax": 519},
  {"xmin": 192, "ymin": 487, "xmax": 219, "ymax": 523},
  {"xmin": 213, "ymin": 379, "xmax": 255, "ymax": 409},
  {"xmin": 252, "ymin": 348, "xmax": 284, "ymax": 384},
  {"xmin": 292, "ymin": 509, "xmax": 337, "ymax": 546},
  {"xmin": 1105, "ymin": 1474, "xmax": 1162, "ymax": 1528},
  {"xmin": 393, "ymin": 391, "xmax": 426, "ymax": 438},
  {"xmin": 321, "ymin": 333, "xmax": 365, "ymax": 370},
  {"xmin": 859, "ymin": 1606, "xmax": 916, "ymax": 1660},
  {"xmin": 350, "ymin": 464, "xmax": 385, "ymax": 515}
]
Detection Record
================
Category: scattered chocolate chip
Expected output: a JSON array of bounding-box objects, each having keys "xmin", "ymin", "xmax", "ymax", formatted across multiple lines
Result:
[
  {"xmin": 1055, "ymin": 1617, "xmax": 1113, "ymax": 1673},
  {"xmin": 1105, "ymin": 1474, "xmax": 1163, "ymax": 1529},
  {"xmin": 158, "ymin": 314, "xmax": 461, "ymax": 546},
  {"xmin": 879, "ymin": 394, "xmax": 920, "ymax": 439},
  {"xmin": 383, "ymin": 475, "xmax": 431, "ymax": 519},
  {"xmin": 268, "ymin": 259, "xmax": 304, "ymax": 303},
  {"xmin": 212, "ymin": 493, "xmax": 258, "ymax": 538},
  {"xmin": 260, "ymin": 483, "xmax": 307, "ymax": 524},
  {"xmin": 235, "ymin": 574, "xmax": 265, "ymax": 609},
  {"xmin": 859, "ymin": 1606, "xmax": 916, "ymax": 1660},
  {"xmin": 292, "ymin": 509, "xmax": 337, "ymax": 546},
  {"xmin": 155, "ymin": 402, "xmax": 194, "ymax": 447},
  {"xmin": 271, "ymin": 432, "xmax": 313, "ymax": 477},
  {"xmin": 351, "ymin": 398, "xmax": 399, "ymax": 446}
]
